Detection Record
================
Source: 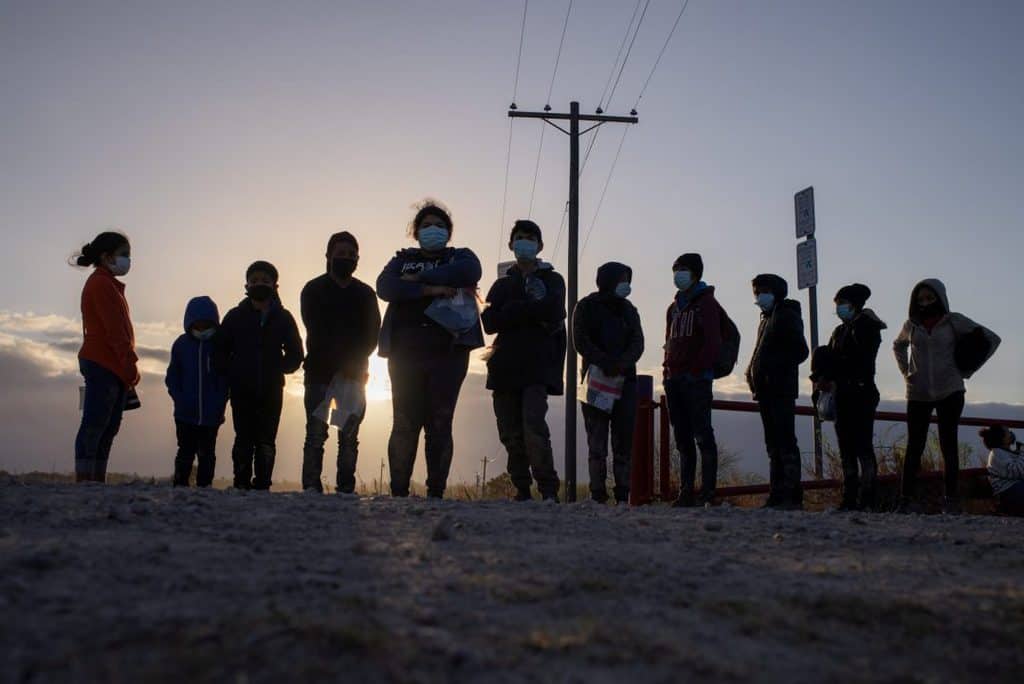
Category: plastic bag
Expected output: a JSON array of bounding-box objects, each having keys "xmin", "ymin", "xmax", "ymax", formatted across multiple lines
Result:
[
  {"xmin": 577, "ymin": 365, "xmax": 625, "ymax": 414},
  {"xmin": 425, "ymin": 289, "xmax": 480, "ymax": 336},
  {"xmin": 313, "ymin": 376, "xmax": 367, "ymax": 429},
  {"xmin": 816, "ymin": 390, "xmax": 836, "ymax": 422}
]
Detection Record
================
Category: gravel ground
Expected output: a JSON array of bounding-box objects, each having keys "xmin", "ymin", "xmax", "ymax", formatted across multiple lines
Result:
[{"xmin": 1, "ymin": 479, "xmax": 1023, "ymax": 683}]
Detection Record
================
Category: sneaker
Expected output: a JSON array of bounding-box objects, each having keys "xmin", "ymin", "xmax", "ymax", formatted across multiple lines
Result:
[
  {"xmin": 941, "ymin": 497, "xmax": 962, "ymax": 515},
  {"xmin": 697, "ymin": 491, "xmax": 715, "ymax": 507},
  {"xmin": 671, "ymin": 491, "xmax": 696, "ymax": 508},
  {"xmin": 591, "ymin": 490, "xmax": 609, "ymax": 504},
  {"xmin": 514, "ymin": 489, "xmax": 533, "ymax": 502},
  {"xmin": 541, "ymin": 494, "xmax": 560, "ymax": 503}
]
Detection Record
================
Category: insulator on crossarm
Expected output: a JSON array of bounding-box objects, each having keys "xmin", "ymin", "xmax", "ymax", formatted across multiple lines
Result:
[
  {"xmin": 543, "ymin": 104, "xmax": 551, "ymax": 112},
  {"xmin": 595, "ymin": 107, "xmax": 604, "ymax": 114},
  {"xmin": 509, "ymin": 103, "xmax": 518, "ymax": 110}
]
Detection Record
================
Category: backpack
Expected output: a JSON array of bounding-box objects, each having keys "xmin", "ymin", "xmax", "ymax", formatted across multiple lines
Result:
[{"xmin": 713, "ymin": 303, "xmax": 741, "ymax": 379}]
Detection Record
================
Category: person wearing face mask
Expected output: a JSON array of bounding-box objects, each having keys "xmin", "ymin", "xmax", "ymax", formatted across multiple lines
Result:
[
  {"xmin": 810, "ymin": 284, "xmax": 886, "ymax": 511},
  {"xmin": 376, "ymin": 200, "xmax": 483, "ymax": 499},
  {"xmin": 71, "ymin": 231, "xmax": 139, "ymax": 483},
  {"xmin": 663, "ymin": 253, "xmax": 723, "ymax": 507},
  {"xmin": 299, "ymin": 231, "xmax": 381, "ymax": 494},
  {"xmin": 165, "ymin": 296, "xmax": 229, "ymax": 487},
  {"xmin": 214, "ymin": 261, "xmax": 304, "ymax": 490},
  {"xmin": 746, "ymin": 274, "xmax": 809, "ymax": 509},
  {"xmin": 980, "ymin": 425, "xmax": 1024, "ymax": 517},
  {"xmin": 481, "ymin": 219, "xmax": 566, "ymax": 502},
  {"xmin": 573, "ymin": 262, "xmax": 645, "ymax": 504},
  {"xmin": 893, "ymin": 279, "xmax": 1000, "ymax": 514}
]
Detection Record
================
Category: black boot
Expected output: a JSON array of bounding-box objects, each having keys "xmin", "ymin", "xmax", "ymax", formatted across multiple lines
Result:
[
  {"xmin": 591, "ymin": 489, "xmax": 609, "ymax": 504},
  {"xmin": 514, "ymin": 488, "xmax": 533, "ymax": 502},
  {"xmin": 613, "ymin": 487, "xmax": 629, "ymax": 506},
  {"xmin": 763, "ymin": 453, "xmax": 783, "ymax": 508},
  {"xmin": 672, "ymin": 489, "xmax": 696, "ymax": 508}
]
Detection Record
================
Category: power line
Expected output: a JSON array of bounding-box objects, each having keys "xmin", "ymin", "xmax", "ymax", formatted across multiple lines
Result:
[
  {"xmin": 634, "ymin": 0, "xmax": 691, "ymax": 107},
  {"xmin": 606, "ymin": 0, "xmax": 650, "ymax": 110},
  {"xmin": 512, "ymin": 0, "xmax": 529, "ymax": 103},
  {"xmin": 597, "ymin": 0, "xmax": 643, "ymax": 110},
  {"xmin": 581, "ymin": 126, "xmax": 629, "ymax": 256},
  {"xmin": 499, "ymin": 0, "xmax": 529, "ymax": 261}
]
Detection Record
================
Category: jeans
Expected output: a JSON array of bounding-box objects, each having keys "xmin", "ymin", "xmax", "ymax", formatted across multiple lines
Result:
[
  {"xmin": 174, "ymin": 423, "xmax": 219, "ymax": 487},
  {"xmin": 902, "ymin": 390, "xmax": 965, "ymax": 499},
  {"xmin": 387, "ymin": 348, "xmax": 470, "ymax": 498},
  {"xmin": 74, "ymin": 359, "xmax": 127, "ymax": 482},
  {"xmin": 302, "ymin": 383, "xmax": 363, "ymax": 493},
  {"xmin": 758, "ymin": 394, "xmax": 802, "ymax": 505},
  {"xmin": 230, "ymin": 389, "xmax": 283, "ymax": 490},
  {"xmin": 835, "ymin": 384, "xmax": 879, "ymax": 507},
  {"xmin": 582, "ymin": 376, "xmax": 637, "ymax": 501},
  {"xmin": 493, "ymin": 385, "xmax": 560, "ymax": 498},
  {"xmin": 664, "ymin": 377, "xmax": 718, "ymax": 499}
]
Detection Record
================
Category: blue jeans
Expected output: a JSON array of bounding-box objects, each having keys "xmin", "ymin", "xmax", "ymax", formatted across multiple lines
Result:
[
  {"xmin": 74, "ymin": 359, "xmax": 127, "ymax": 482},
  {"xmin": 302, "ymin": 383, "xmax": 364, "ymax": 493}
]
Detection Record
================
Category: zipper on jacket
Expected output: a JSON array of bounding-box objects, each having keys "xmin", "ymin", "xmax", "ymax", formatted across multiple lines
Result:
[{"xmin": 198, "ymin": 339, "xmax": 204, "ymax": 424}]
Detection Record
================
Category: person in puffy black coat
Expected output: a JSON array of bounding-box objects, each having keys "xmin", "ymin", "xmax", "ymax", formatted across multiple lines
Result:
[
  {"xmin": 811, "ymin": 284, "xmax": 886, "ymax": 510},
  {"xmin": 481, "ymin": 220, "xmax": 565, "ymax": 501},
  {"xmin": 573, "ymin": 262, "xmax": 645, "ymax": 504},
  {"xmin": 746, "ymin": 273, "xmax": 809, "ymax": 509},
  {"xmin": 214, "ymin": 261, "xmax": 304, "ymax": 490}
]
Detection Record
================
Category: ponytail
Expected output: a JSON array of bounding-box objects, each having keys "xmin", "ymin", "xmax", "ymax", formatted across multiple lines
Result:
[{"xmin": 70, "ymin": 231, "xmax": 129, "ymax": 268}]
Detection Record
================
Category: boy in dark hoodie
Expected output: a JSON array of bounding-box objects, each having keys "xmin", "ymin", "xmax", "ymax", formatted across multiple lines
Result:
[
  {"xmin": 482, "ymin": 219, "xmax": 565, "ymax": 502},
  {"xmin": 573, "ymin": 262, "xmax": 645, "ymax": 504},
  {"xmin": 165, "ymin": 296, "xmax": 229, "ymax": 487},
  {"xmin": 746, "ymin": 274, "xmax": 809, "ymax": 509},
  {"xmin": 810, "ymin": 284, "xmax": 887, "ymax": 510},
  {"xmin": 663, "ymin": 253, "xmax": 722, "ymax": 507},
  {"xmin": 215, "ymin": 261, "xmax": 304, "ymax": 490}
]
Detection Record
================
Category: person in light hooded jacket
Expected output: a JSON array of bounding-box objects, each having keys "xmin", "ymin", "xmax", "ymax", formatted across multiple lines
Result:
[
  {"xmin": 893, "ymin": 278, "xmax": 1000, "ymax": 513},
  {"xmin": 165, "ymin": 296, "xmax": 229, "ymax": 487},
  {"xmin": 980, "ymin": 425, "xmax": 1024, "ymax": 516}
]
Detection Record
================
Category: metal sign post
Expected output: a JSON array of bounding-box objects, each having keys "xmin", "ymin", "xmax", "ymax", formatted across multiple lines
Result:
[{"xmin": 794, "ymin": 186, "xmax": 823, "ymax": 479}]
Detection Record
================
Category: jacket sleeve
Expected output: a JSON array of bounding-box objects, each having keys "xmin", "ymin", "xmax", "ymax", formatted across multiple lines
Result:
[
  {"xmin": 949, "ymin": 313, "xmax": 1002, "ymax": 377},
  {"xmin": 299, "ymin": 282, "xmax": 323, "ymax": 350},
  {"xmin": 376, "ymin": 253, "xmax": 426, "ymax": 302},
  {"xmin": 165, "ymin": 339, "xmax": 182, "ymax": 401},
  {"xmin": 572, "ymin": 301, "xmax": 609, "ymax": 366},
  {"xmin": 363, "ymin": 289, "xmax": 382, "ymax": 357},
  {"xmin": 695, "ymin": 298, "xmax": 723, "ymax": 373},
  {"xmin": 93, "ymin": 278, "xmax": 139, "ymax": 386},
  {"xmin": 619, "ymin": 306, "xmax": 646, "ymax": 365},
  {"xmin": 776, "ymin": 307, "xmax": 809, "ymax": 368},
  {"xmin": 281, "ymin": 312, "xmax": 304, "ymax": 375},
  {"xmin": 893, "ymin": 321, "xmax": 912, "ymax": 377},
  {"xmin": 853, "ymin": 319, "xmax": 882, "ymax": 381},
  {"xmin": 213, "ymin": 312, "xmax": 235, "ymax": 376},
  {"xmin": 418, "ymin": 248, "xmax": 483, "ymax": 288},
  {"xmin": 480, "ymin": 280, "xmax": 509, "ymax": 334}
]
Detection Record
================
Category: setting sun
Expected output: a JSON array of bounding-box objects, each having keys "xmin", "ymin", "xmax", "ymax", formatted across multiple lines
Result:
[{"xmin": 366, "ymin": 353, "xmax": 392, "ymax": 402}]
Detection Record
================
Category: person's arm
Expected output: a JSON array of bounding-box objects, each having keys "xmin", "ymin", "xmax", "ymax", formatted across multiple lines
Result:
[
  {"xmin": 93, "ymin": 278, "xmax": 139, "ymax": 387},
  {"xmin": 418, "ymin": 248, "xmax": 483, "ymax": 288},
  {"xmin": 376, "ymin": 253, "xmax": 427, "ymax": 302},
  {"xmin": 949, "ymin": 313, "xmax": 1002, "ymax": 376},
  {"xmin": 299, "ymin": 281, "xmax": 324, "ymax": 352},
  {"xmin": 572, "ymin": 301, "xmax": 610, "ymax": 367},
  {"xmin": 619, "ymin": 306, "xmax": 646, "ymax": 367},
  {"xmin": 165, "ymin": 339, "xmax": 182, "ymax": 401},
  {"xmin": 1000, "ymin": 452, "xmax": 1024, "ymax": 480},
  {"xmin": 854, "ymin": 320, "xmax": 882, "ymax": 380},
  {"xmin": 281, "ymin": 312, "xmax": 304, "ymax": 374},
  {"xmin": 213, "ymin": 312, "xmax": 235, "ymax": 376},
  {"xmin": 362, "ymin": 288, "xmax": 382, "ymax": 357},
  {"xmin": 480, "ymin": 279, "xmax": 511, "ymax": 334},
  {"xmin": 893, "ymin": 321, "xmax": 911, "ymax": 377}
]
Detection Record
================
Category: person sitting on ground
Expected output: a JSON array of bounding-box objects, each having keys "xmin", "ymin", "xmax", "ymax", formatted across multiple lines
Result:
[{"xmin": 981, "ymin": 425, "xmax": 1024, "ymax": 517}]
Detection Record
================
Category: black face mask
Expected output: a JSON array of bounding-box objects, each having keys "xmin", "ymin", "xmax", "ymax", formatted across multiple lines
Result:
[
  {"xmin": 247, "ymin": 284, "xmax": 274, "ymax": 302},
  {"xmin": 917, "ymin": 301, "xmax": 943, "ymax": 317},
  {"xmin": 331, "ymin": 257, "xmax": 357, "ymax": 279}
]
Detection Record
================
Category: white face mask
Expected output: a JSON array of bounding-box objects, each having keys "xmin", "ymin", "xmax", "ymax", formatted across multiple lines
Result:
[
  {"xmin": 191, "ymin": 328, "xmax": 216, "ymax": 342},
  {"xmin": 109, "ymin": 255, "xmax": 131, "ymax": 276}
]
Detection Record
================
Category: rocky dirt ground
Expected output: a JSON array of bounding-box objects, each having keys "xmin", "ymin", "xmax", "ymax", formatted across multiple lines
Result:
[{"xmin": 1, "ymin": 478, "xmax": 1023, "ymax": 683}]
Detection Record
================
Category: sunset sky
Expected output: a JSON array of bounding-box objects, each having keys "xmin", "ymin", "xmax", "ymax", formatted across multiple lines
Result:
[{"xmin": 2, "ymin": 1, "xmax": 1022, "ymax": 486}]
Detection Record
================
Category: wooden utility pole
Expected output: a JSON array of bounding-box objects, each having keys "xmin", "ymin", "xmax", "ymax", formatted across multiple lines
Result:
[{"xmin": 508, "ymin": 101, "xmax": 638, "ymax": 501}]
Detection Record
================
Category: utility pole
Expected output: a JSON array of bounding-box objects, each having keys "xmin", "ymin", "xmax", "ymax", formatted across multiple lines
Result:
[
  {"xmin": 508, "ymin": 101, "xmax": 638, "ymax": 502},
  {"xmin": 794, "ymin": 186, "xmax": 823, "ymax": 478}
]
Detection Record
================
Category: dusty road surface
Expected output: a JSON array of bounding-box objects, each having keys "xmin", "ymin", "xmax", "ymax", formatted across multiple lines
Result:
[{"xmin": 2, "ymin": 478, "xmax": 1023, "ymax": 683}]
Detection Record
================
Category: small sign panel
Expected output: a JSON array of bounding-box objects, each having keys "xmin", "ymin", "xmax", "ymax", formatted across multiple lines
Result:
[
  {"xmin": 797, "ymin": 238, "xmax": 818, "ymax": 290},
  {"xmin": 795, "ymin": 186, "xmax": 815, "ymax": 238}
]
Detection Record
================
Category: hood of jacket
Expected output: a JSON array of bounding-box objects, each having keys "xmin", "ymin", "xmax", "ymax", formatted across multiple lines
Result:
[
  {"xmin": 183, "ymin": 296, "xmax": 220, "ymax": 333},
  {"xmin": 753, "ymin": 273, "xmax": 789, "ymax": 300},
  {"xmin": 858, "ymin": 308, "xmax": 888, "ymax": 331},
  {"xmin": 596, "ymin": 262, "xmax": 632, "ymax": 294},
  {"xmin": 909, "ymin": 278, "xmax": 950, "ymax": 320}
]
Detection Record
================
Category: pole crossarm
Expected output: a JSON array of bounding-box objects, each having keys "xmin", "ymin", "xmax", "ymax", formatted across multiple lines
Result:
[{"xmin": 509, "ymin": 109, "xmax": 639, "ymax": 125}]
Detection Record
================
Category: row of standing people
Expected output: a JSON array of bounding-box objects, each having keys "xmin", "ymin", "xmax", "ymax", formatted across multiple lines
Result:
[{"xmin": 71, "ymin": 203, "xmax": 1015, "ymax": 513}]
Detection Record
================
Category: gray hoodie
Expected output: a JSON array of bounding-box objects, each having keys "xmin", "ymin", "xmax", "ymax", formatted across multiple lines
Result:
[{"xmin": 893, "ymin": 278, "xmax": 1000, "ymax": 402}]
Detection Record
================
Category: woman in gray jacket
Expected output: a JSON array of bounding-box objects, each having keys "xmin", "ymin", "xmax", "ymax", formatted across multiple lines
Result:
[{"xmin": 893, "ymin": 279, "xmax": 1000, "ymax": 513}]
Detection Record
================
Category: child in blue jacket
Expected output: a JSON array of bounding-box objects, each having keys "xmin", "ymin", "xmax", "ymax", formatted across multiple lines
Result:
[{"xmin": 166, "ymin": 296, "xmax": 229, "ymax": 487}]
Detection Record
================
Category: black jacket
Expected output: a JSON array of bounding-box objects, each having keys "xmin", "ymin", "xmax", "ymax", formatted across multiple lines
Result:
[
  {"xmin": 572, "ymin": 262, "xmax": 645, "ymax": 379},
  {"xmin": 214, "ymin": 298, "xmax": 304, "ymax": 397},
  {"xmin": 811, "ymin": 310, "xmax": 886, "ymax": 390},
  {"xmin": 746, "ymin": 299, "xmax": 809, "ymax": 400},
  {"xmin": 300, "ymin": 274, "xmax": 381, "ymax": 385},
  {"xmin": 481, "ymin": 262, "xmax": 566, "ymax": 395}
]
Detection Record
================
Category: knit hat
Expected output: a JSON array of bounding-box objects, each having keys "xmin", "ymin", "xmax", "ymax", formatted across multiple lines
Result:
[
  {"xmin": 672, "ymin": 253, "xmax": 704, "ymax": 280},
  {"xmin": 752, "ymin": 273, "xmax": 788, "ymax": 299},
  {"xmin": 246, "ymin": 260, "xmax": 279, "ymax": 283},
  {"xmin": 326, "ymin": 231, "xmax": 359, "ymax": 255},
  {"xmin": 835, "ymin": 283, "xmax": 871, "ymax": 310}
]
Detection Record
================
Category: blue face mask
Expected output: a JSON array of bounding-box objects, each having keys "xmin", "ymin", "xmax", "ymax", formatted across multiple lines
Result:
[
  {"xmin": 674, "ymin": 270, "xmax": 692, "ymax": 291},
  {"xmin": 418, "ymin": 226, "xmax": 449, "ymax": 252},
  {"xmin": 512, "ymin": 239, "xmax": 539, "ymax": 261},
  {"xmin": 756, "ymin": 293, "xmax": 775, "ymax": 312},
  {"xmin": 614, "ymin": 282, "xmax": 632, "ymax": 299},
  {"xmin": 836, "ymin": 303, "xmax": 855, "ymax": 321}
]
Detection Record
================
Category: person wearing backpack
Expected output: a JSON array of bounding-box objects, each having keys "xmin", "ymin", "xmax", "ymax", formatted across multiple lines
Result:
[
  {"xmin": 574, "ymin": 262, "xmax": 645, "ymax": 504},
  {"xmin": 810, "ymin": 284, "xmax": 886, "ymax": 511},
  {"xmin": 893, "ymin": 279, "xmax": 1000, "ymax": 514},
  {"xmin": 663, "ymin": 253, "xmax": 725, "ymax": 507},
  {"xmin": 746, "ymin": 274, "xmax": 809, "ymax": 510}
]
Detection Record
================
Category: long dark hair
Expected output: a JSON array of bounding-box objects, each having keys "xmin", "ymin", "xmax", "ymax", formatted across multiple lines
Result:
[{"xmin": 71, "ymin": 231, "xmax": 129, "ymax": 267}]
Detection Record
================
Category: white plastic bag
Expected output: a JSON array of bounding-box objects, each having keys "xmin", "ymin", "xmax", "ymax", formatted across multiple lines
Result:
[
  {"xmin": 425, "ymin": 288, "xmax": 480, "ymax": 336},
  {"xmin": 577, "ymin": 365, "xmax": 625, "ymax": 414},
  {"xmin": 313, "ymin": 375, "xmax": 367, "ymax": 429},
  {"xmin": 816, "ymin": 390, "xmax": 836, "ymax": 422}
]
